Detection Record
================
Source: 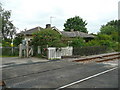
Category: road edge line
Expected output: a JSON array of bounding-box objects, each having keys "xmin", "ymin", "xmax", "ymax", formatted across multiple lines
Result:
[{"xmin": 56, "ymin": 67, "xmax": 118, "ymax": 90}]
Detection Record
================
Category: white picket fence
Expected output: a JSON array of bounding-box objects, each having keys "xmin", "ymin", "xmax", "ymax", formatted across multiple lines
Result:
[{"xmin": 47, "ymin": 47, "xmax": 73, "ymax": 60}]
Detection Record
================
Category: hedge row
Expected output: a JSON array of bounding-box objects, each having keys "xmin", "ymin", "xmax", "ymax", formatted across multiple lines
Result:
[{"xmin": 73, "ymin": 46, "xmax": 108, "ymax": 56}]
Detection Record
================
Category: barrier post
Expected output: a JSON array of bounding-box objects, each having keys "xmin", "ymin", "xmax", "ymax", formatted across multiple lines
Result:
[
  {"xmin": 26, "ymin": 40, "xmax": 29, "ymax": 58},
  {"xmin": 19, "ymin": 44, "xmax": 22, "ymax": 58}
]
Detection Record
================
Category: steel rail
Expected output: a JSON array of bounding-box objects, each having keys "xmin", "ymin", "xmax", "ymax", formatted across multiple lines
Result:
[{"xmin": 73, "ymin": 52, "xmax": 120, "ymax": 62}]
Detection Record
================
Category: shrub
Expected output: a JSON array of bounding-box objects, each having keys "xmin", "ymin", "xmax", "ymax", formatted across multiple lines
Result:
[
  {"xmin": 96, "ymin": 34, "xmax": 112, "ymax": 41},
  {"xmin": 13, "ymin": 34, "xmax": 24, "ymax": 46},
  {"xmin": 85, "ymin": 39, "xmax": 119, "ymax": 52},
  {"xmin": 85, "ymin": 40, "xmax": 100, "ymax": 46},
  {"xmin": 70, "ymin": 37, "xmax": 85, "ymax": 47},
  {"xmin": 2, "ymin": 40, "xmax": 11, "ymax": 47},
  {"xmin": 32, "ymin": 28, "xmax": 64, "ymax": 47},
  {"xmin": 32, "ymin": 28, "xmax": 67, "ymax": 56}
]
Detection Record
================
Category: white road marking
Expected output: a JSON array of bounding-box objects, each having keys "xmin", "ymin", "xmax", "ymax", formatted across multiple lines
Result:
[{"xmin": 56, "ymin": 67, "xmax": 118, "ymax": 90}]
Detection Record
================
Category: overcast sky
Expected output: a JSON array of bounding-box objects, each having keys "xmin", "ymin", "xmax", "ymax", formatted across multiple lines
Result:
[{"xmin": 1, "ymin": 0, "xmax": 119, "ymax": 33}]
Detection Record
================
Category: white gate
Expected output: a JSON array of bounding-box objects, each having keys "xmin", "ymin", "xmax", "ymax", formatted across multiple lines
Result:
[{"xmin": 47, "ymin": 47, "xmax": 73, "ymax": 60}]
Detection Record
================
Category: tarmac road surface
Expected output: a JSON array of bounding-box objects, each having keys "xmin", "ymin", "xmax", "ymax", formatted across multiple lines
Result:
[{"xmin": 2, "ymin": 57, "xmax": 119, "ymax": 89}]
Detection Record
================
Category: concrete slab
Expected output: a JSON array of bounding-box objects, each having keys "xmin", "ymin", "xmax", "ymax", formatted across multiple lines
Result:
[
  {"xmin": 1, "ymin": 57, "xmax": 49, "ymax": 68},
  {"xmin": 1, "ymin": 52, "xmax": 119, "ymax": 68}
]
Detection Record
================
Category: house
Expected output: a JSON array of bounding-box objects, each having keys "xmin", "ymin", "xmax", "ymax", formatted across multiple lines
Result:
[
  {"xmin": 18, "ymin": 24, "xmax": 95, "ymax": 42},
  {"xmin": 18, "ymin": 24, "xmax": 62, "ymax": 41},
  {"xmin": 18, "ymin": 26, "xmax": 43, "ymax": 41}
]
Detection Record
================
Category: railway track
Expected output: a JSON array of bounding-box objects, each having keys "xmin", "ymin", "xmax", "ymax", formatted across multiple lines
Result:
[{"xmin": 73, "ymin": 52, "xmax": 120, "ymax": 63}]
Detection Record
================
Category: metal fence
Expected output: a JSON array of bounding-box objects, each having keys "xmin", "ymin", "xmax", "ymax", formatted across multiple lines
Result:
[
  {"xmin": 1, "ymin": 47, "xmax": 19, "ymax": 56},
  {"xmin": 73, "ymin": 46, "xmax": 108, "ymax": 56}
]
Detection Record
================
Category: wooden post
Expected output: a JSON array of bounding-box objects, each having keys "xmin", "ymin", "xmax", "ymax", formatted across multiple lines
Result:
[
  {"xmin": 26, "ymin": 40, "xmax": 29, "ymax": 58},
  {"xmin": 19, "ymin": 44, "xmax": 22, "ymax": 58},
  {"xmin": 23, "ymin": 49, "xmax": 25, "ymax": 57},
  {"xmin": 38, "ymin": 46, "xmax": 41, "ymax": 54},
  {"xmin": 46, "ymin": 45, "xmax": 48, "ymax": 58},
  {"xmin": 31, "ymin": 47, "xmax": 33, "ymax": 56}
]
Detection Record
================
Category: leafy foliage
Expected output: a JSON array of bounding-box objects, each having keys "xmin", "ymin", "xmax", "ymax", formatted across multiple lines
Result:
[
  {"xmin": 70, "ymin": 37, "xmax": 85, "ymax": 47},
  {"xmin": 2, "ymin": 40, "xmax": 11, "ymax": 47},
  {"xmin": 94, "ymin": 19, "xmax": 120, "ymax": 51},
  {"xmin": 13, "ymin": 34, "xmax": 24, "ymax": 46},
  {"xmin": 32, "ymin": 28, "xmax": 67, "ymax": 56},
  {"xmin": 32, "ymin": 28, "xmax": 67, "ymax": 47},
  {"xmin": 96, "ymin": 34, "xmax": 112, "ymax": 41},
  {"xmin": 99, "ymin": 20, "xmax": 119, "ymax": 42},
  {"xmin": 1, "ymin": 8, "xmax": 16, "ymax": 40},
  {"xmin": 85, "ymin": 39, "xmax": 116, "ymax": 52},
  {"xmin": 64, "ymin": 16, "xmax": 88, "ymax": 33},
  {"xmin": 110, "ymin": 32, "xmax": 118, "ymax": 42},
  {"xmin": 106, "ymin": 20, "xmax": 120, "ymax": 31},
  {"xmin": 99, "ymin": 25, "xmax": 116, "ymax": 35},
  {"xmin": 86, "ymin": 20, "xmax": 120, "ymax": 52},
  {"xmin": 85, "ymin": 40, "xmax": 100, "ymax": 46}
]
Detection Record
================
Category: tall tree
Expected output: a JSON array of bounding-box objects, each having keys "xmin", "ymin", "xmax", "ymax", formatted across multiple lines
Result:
[
  {"xmin": 0, "ymin": 7, "xmax": 16, "ymax": 40},
  {"xmin": 99, "ymin": 20, "xmax": 120, "ymax": 42},
  {"xmin": 106, "ymin": 20, "xmax": 119, "ymax": 27},
  {"xmin": 99, "ymin": 20, "xmax": 120, "ymax": 34},
  {"xmin": 64, "ymin": 16, "xmax": 88, "ymax": 33},
  {"xmin": 99, "ymin": 25, "xmax": 116, "ymax": 35}
]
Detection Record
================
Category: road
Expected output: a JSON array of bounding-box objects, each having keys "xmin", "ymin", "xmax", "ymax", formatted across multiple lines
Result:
[
  {"xmin": 2, "ymin": 58, "xmax": 119, "ymax": 89},
  {"xmin": 66, "ymin": 68, "xmax": 118, "ymax": 88}
]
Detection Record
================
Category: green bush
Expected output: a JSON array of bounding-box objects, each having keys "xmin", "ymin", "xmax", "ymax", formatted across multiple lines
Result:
[
  {"xmin": 96, "ymin": 34, "xmax": 112, "ymax": 41},
  {"xmin": 99, "ymin": 25, "xmax": 116, "ymax": 35},
  {"xmin": 110, "ymin": 42, "xmax": 120, "ymax": 51},
  {"xmin": 2, "ymin": 40, "xmax": 11, "ymax": 47},
  {"xmin": 13, "ymin": 34, "xmax": 24, "ymax": 46},
  {"xmin": 85, "ymin": 40, "xmax": 100, "ymax": 46},
  {"xmin": 70, "ymin": 37, "xmax": 85, "ymax": 47},
  {"xmin": 32, "ymin": 28, "xmax": 65, "ymax": 47},
  {"xmin": 85, "ymin": 39, "xmax": 119, "ymax": 52},
  {"xmin": 32, "ymin": 28, "xmax": 67, "ymax": 56}
]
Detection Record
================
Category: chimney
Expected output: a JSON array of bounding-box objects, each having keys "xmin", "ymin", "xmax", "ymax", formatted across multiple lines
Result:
[
  {"xmin": 38, "ymin": 27, "xmax": 41, "ymax": 31},
  {"xmin": 46, "ymin": 24, "xmax": 51, "ymax": 28}
]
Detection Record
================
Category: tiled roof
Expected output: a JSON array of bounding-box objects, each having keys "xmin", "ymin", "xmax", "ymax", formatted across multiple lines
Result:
[
  {"xmin": 18, "ymin": 26, "xmax": 94, "ymax": 38},
  {"xmin": 61, "ymin": 31, "xmax": 95, "ymax": 38},
  {"xmin": 19, "ymin": 26, "xmax": 43, "ymax": 35}
]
